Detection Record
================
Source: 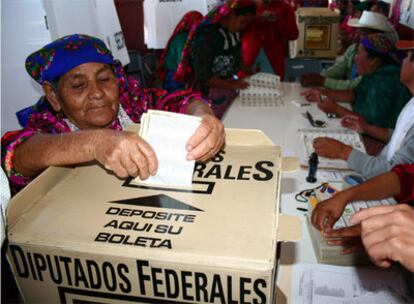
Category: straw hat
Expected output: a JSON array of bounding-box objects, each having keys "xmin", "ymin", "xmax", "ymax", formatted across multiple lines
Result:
[{"xmin": 348, "ymin": 11, "xmax": 393, "ymax": 32}]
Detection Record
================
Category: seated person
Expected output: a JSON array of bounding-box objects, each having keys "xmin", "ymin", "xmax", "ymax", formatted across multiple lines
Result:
[
  {"xmin": 311, "ymin": 164, "xmax": 414, "ymax": 271},
  {"xmin": 1, "ymin": 34, "xmax": 225, "ymax": 194},
  {"xmin": 175, "ymin": 0, "xmax": 257, "ymax": 119},
  {"xmin": 312, "ymin": 39, "xmax": 414, "ymax": 179},
  {"xmin": 303, "ymin": 33, "xmax": 411, "ymax": 130},
  {"xmin": 300, "ymin": 10, "xmax": 398, "ymax": 90},
  {"xmin": 159, "ymin": 11, "xmax": 203, "ymax": 92}
]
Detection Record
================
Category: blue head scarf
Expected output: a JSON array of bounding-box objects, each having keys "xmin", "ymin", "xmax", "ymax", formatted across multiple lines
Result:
[{"xmin": 25, "ymin": 33, "xmax": 115, "ymax": 84}]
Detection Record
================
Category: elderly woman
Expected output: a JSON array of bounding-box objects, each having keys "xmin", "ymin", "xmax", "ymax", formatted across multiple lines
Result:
[
  {"xmin": 303, "ymin": 33, "xmax": 411, "ymax": 130},
  {"xmin": 175, "ymin": 0, "xmax": 257, "ymax": 118},
  {"xmin": 2, "ymin": 34, "xmax": 224, "ymax": 194}
]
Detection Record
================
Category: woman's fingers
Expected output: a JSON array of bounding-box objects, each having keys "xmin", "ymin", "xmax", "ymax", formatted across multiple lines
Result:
[{"xmin": 186, "ymin": 114, "xmax": 225, "ymax": 161}]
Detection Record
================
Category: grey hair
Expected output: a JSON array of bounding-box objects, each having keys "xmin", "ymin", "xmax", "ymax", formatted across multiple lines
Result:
[{"xmin": 50, "ymin": 78, "xmax": 60, "ymax": 92}]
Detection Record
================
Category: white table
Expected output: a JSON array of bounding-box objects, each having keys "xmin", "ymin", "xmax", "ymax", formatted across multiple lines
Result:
[{"xmin": 222, "ymin": 82, "xmax": 348, "ymax": 303}]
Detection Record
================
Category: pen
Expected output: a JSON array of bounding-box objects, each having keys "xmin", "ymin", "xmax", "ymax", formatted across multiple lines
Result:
[{"xmin": 297, "ymin": 207, "xmax": 308, "ymax": 212}]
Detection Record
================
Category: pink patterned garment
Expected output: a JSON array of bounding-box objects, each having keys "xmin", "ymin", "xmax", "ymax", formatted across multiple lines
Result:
[{"xmin": 1, "ymin": 65, "xmax": 206, "ymax": 194}]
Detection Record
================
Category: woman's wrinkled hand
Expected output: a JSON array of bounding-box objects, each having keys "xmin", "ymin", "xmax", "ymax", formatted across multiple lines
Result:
[
  {"xmin": 313, "ymin": 137, "xmax": 352, "ymax": 160},
  {"xmin": 92, "ymin": 129, "xmax": 158, "ymax": 180},
  {"xmin": 186, "ymin": 113, "xmax": 225, "ymax": 162}
]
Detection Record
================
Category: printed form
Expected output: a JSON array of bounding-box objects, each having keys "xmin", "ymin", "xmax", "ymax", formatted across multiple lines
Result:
[
  {"xmin": 291, "ymin": 263, "xmax": 411, "ymax": 304},
  {"xmin": 136, "ymin": 110, "xmax": 201, "ymax": 188}
]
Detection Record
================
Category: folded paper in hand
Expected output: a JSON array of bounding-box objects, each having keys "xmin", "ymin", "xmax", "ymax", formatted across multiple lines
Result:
[{"xmin": 136, "ymin": 110, "xmax": 201, "ymax": 188}]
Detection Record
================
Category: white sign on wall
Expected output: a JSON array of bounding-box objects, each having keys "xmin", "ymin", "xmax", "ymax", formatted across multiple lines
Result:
[
  {"xmin": 1, "ymin": 0, "xmax": 51, "ymax": 134},
  {"xmin": 144, "ymin": 0, "xmax": 219, "ymax": 49},
  {"xmin": 400, "ymin": 0, "xmax": 414, "ymax": 29},
  {"xmin": 43, "ymin": 0, "xmax": 130, "ymax": 65}
]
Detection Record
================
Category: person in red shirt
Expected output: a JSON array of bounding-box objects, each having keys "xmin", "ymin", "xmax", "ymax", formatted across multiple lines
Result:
[{"xmin": 240, "ymin": 0, "xmax": 298, "ymax": 79}]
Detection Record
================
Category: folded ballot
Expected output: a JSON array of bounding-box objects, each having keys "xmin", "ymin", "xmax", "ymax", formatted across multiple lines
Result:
[{"xmin": 137, "ymin": 110, "xmax": 201, "ymax": 188}]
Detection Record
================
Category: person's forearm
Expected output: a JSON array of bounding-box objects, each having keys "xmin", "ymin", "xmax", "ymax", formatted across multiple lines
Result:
[
  {"xmin": 341, "ymin": 171, "xmax": 401, "ymax": 202},
  {"xmin": 13, "ymin": 131, "xmax": 98, "ymax": 176},
  {"xmin": 323, "ymin": 89, "xmax": 355, "ymax": 103},
  {"xmin": 363, "ymin": 124, "xmax": 390, "ymax": 142},
  {"xmin": 205, "ymin": 77, "xmax": 236, "ymax": 90},
  {"xmin": 186, "ymin": 99, "xmax": 214, "ymax": 117}
]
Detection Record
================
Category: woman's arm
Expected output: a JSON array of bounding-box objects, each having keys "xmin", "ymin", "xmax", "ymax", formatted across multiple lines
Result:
[
  {"xmin": 302, "ymin": 88, "xmax": 355, "ymax": 103},
  {"xmin": 13, "ymin": 129, "xmax": 158, "ymax": 179},
  {"xmin": 205, "ymin": 76, "xmax": 248, "ymax": 90},
  {"xmin": 347, "ymin": 127, "xmax": 414, "ymax": 178},
  {"xmin": 341, "ymin": 115, "xmax": 391, "ymax": 143},
  {"xmin": 322, "ymin": 88, "xmax": 355, "ymax": 103},
  {"xmin": 311, "ymin": 169, "xmax": 401, "ymax": 230}
]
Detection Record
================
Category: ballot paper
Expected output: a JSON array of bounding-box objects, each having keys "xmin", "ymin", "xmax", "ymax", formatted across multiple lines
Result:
[
  {"xmin": 291, "ymin": 263, "xmax": 411, "ymax": 304},
  {"xmin": 239, "ymin": 72, "xmax": 284, "ymax": 107},
  {"xmin": 137, "ymin": 110, "xmax": 201, "ymax": 188}
]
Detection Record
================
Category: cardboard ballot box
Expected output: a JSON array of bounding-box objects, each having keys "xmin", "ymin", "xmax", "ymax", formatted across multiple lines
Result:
[{"xmin": 6, "ymin": 128, "xmax": 300, "ymax": 304}]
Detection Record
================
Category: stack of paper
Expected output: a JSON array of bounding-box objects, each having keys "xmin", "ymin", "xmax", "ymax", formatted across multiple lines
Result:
[
  {"xmin": 239, "ymin": 72, "xmax": 284, "ymax": 107},
  {"xmin": 291, "ymin": 263, "xmax": 411, "ymax": 304},
  {"xmin": 137, "ymin": 110, "xmax": 201, "ymax": 188}
]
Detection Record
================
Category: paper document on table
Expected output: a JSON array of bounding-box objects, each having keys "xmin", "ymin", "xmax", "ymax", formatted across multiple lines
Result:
[
  {"xmin": 317, "ymin": 170, "xmax": 351, "ymax": 182},
  {"xmin": 291, "ymin": 263, "xmax": 410, "ymax": 304},
  {"xmin": 239, "ymin": 72, "xmax": 284, "ymax": 107},
  {"xmin": 136, "ymin": 110, "xmax": 201, "ymax": 188}
]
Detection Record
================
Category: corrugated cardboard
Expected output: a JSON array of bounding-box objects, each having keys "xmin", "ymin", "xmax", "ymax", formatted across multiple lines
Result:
[{"xmin": 6, "ymin": 127, "xmax": 300, "ymax": 304}]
